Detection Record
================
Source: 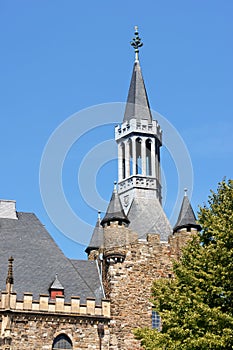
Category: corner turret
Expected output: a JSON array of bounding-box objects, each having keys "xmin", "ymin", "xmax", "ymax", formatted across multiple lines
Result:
[
  {"xmin": 85, "ymin": 211, "xmax": 104, "ymax": 260},
  {"xmin": 173, "ymin": 189, "xmax": 201, "ymax": 233},
  {"xmin": 101, "ymin": 182, "xmax": 130, "ymax": 227}
]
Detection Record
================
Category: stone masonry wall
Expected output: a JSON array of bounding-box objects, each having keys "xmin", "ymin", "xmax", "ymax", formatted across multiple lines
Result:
[
  {"xmin": 0, "ymin": 312, "xmax": 110, "ymax": 350},
  {"xmin": 104, "ymin": 233, "xmax": 173, "ymax": 350}
]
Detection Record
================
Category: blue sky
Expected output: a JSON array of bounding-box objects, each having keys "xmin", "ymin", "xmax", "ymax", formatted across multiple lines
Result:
[{"xmin": 1, "ymin": 1, "xmax": 232, "ymax": 259}]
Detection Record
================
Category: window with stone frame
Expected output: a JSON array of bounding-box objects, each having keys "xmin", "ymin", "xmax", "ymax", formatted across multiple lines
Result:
[
  {"xmin": 152, "ymin": 310, "xmax": 161, "ymax": 330},
  {"xmin": 52, "ymin": 334, "xmax": 72, "ymax": 349}
]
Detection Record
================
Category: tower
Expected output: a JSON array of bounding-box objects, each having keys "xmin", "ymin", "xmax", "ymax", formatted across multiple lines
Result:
[{"xmin": 115, "ymin": 27, "xmax": 172, "ymax": 241}]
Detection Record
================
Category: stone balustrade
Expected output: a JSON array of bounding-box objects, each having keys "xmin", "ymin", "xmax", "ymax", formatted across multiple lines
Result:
[{"xmin": 115, "ymin": 118, "xmax": 162, "ymax": 142}]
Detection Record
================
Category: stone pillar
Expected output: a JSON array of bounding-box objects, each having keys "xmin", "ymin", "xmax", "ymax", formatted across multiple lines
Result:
[
  {"xmin": 118, "ymin": 143, "xmax": 123, "ymax": 181},
  {"xmin": 151, "ymin": 138, "xmax": 156, "ymax": 177},
  {"xmin": 155, "ymin": 141, "xmax": 159, "ymax": 180},
  {"xmin": 125, "ymin": 140, "xmax": 130, "ymax": 178}
]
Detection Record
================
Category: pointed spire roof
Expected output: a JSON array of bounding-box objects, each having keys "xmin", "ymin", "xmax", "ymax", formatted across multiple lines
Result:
[
  {"xmin": 101, "ymin": 182, "xmax": 130, "ymax": 226},
  {"xmin": 50, "ymin": 274, "xmax": 64, "ymax": 290},
  {"xmin": 123, "ymin": 27, "xmax": 152, "ymax": 123},
  {"xmin": 85, "ymin": 211, "xmax": 104, "ymax": 254},
  {"xmin": 173, "ymin": 190, "xmax": 201, "ymax": 233}
]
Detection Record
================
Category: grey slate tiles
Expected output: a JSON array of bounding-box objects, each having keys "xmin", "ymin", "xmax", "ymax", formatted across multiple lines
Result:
[{"xmin": 0, "ymin": 212, "xmax": 104, "ymax": 303}]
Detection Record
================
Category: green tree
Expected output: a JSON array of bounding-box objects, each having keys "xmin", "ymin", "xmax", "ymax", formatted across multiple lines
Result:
[{"xmin": 135, "ymin": 180, "xmax": 233, "ymax": 349}]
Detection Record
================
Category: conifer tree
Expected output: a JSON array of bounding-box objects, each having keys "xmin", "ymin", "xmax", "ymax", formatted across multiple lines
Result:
[{"xmin": 135, "ymin": 180, "xmax": 233, "ymax": 349}]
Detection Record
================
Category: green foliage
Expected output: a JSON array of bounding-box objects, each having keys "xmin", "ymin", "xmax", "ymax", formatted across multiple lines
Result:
[{"xmin": 135, "ymin": 180, "xmax": 233, "ymax": 349}]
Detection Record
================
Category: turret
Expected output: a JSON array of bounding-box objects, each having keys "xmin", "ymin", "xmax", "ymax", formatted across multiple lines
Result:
[
  {"xmin": 115, "ymin": 27, "xmax": 172, "ymax": 242},
  {"xmin": 101, "ymin": 183, "xmax": 137, "ymax": 265},
  {"xmin": 85, "ymin": 211, "xmax": 104, "ymax": 260},
  {"xmin": 173, "ymin": 189, "xmax": 201, "ymax": 234},
  {"xmin": 170, "ymin": 190, "xmax": 201, "ymax": 258}
]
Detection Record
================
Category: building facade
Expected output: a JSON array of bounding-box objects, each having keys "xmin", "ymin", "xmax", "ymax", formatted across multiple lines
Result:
[{"xmin": 0, "ymin": 28, "xmax": 200, "ymax": 349}]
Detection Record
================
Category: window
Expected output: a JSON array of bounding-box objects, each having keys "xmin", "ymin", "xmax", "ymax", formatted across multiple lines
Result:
[
  {"xmin": 136, "ymin": 137, "xmax": 142, "ymax": 174},
  {"xmin": 52, "ymin": 334, "xmax": 72, "ymax": 349},
  {"xmin": 121, "ymin": 142, "xmax": 126, "ymax": 179},
  {"xmin": 146, "ymin": 139, "xmax": 152, "ymax": 176},
  {"xmin": 152, "ymin": 310, "xmax": 161, "ymax": 330}
]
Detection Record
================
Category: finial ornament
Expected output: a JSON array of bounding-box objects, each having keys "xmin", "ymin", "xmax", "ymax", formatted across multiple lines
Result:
[
  {"xmin": 114, "ymin": 181, "xmax": 117, "ymax": 192},
  {"xmin": 6, "ymin": 256, "xmax": 14, "ymax": 285},
  {"xmin": 98, "ymin": 210, "xmax": 101, "ymax": 221},
  {"xmin": 184, "ymin": 188, "xmax": 188, "ymax": 196},
  {"xmin": 130, "ymin": 26, "xmax": 143, "ymax": 61}
]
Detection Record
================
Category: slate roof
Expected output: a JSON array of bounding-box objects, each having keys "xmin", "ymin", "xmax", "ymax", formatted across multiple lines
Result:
[
  {"xmin": 85, "ymin": 216, "xmax": 104, "ymax": 254},
  {"xmin": 123, "ymin": 60, "xmax": 152, "ymax": 123},
  {"xmin": 70, "ymin": 260, "xmax": 104, "ymax": 300},
  {"xmin": 0, "ymin": 212, "xmax": 104, "ymax": 303},
  {"xmin": 101, "ymin": 186, "xmax": 130, "ymax": 226},
  {"xmin": 50, "ymin": 274, "xmax": 64, "ymax": 290},
  {"xmin": 127, "ymin": 196, "xmax": 173, "ymax": 241},
  {"xmin": 173, "ymin": 194, "xmax": 201, "ymax": 232}
]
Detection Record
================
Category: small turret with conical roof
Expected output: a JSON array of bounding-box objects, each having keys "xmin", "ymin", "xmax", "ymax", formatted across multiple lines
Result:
[
  {"xmin": 170, "ymin": 190, "xmax": 201, "ymax": 258},
  {"xmin": 101, "ymin": 182, "xmax": 130, "ymax": 227},
  {"xmin": 173, "ymin": 189, "xmax": 201, "ymax": 233},
  {"xmin": 86, "ymin": 211, "xmax": 104, "ymax": 259},
  {"xmin": 101, "ymin": 182, "xmax": 137, "ymax": 265}
]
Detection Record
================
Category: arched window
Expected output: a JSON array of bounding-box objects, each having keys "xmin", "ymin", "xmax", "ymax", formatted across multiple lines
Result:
[
  {"xmin": 52, "ymin": 334, "xmax": 72, "ymax": 349},
  {"xmin": 121, "ymin": 142, "xmax": 126, "ymax": 179},
  {"xmin": 146, "ymin": 139, "xmax": 152, "ymax": 176},
  {"xmin": 136, "ymin": 138, "xmax": 142, "ymax": 175}
]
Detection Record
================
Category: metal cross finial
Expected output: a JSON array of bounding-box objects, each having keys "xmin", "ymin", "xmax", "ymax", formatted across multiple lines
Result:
[{"xmin": 130, "ymin": 26, "xmax": 143, "ymax": 61}]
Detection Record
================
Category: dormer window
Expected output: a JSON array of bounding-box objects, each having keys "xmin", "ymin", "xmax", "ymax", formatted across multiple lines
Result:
[{"xmin": 49, "ymin": 274, "xmax": 64, "ymax": 300}]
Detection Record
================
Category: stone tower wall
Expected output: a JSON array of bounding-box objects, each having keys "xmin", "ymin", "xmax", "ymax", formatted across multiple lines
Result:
[{"xmin": 103, "ymin": 233, "xmax": 173, "ymax": 350}]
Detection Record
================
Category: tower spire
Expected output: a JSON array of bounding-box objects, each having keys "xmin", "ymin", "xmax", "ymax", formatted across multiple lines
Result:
[
  {"xmin": 124, "ymin": 26, "xmax": 152, "ymax": 123},
  {"xmin": 130, "ymin": 26, "xmax": 143, "ymax": 62}
]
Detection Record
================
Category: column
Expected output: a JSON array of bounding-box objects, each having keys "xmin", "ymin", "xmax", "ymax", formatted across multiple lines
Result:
[
  {"xmin": 151, "ymin": 138, "xmax": 156, "ymax": 177},
  {"xmin": 125, "ymin": 140, "xmax": 130, "ymax": 178},
  {"xmin": 118, "ymin": 143, "xmax": 123, "ymax": 181}
]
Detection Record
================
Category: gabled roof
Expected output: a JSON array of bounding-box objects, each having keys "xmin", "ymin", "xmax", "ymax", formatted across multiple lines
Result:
[
  {"xmin": 85, "ymin": 214, "xmax": 104, "ymax": 254},
  {"xmin": 101, "ymin": 185, "xmax": 130, "ymax": 226},
  {"xmin": 123, "ymin": 60, "xmax": 152, "ymax": 123},
  {"xmin": 0, "ymin": 212, "xmax": 104, "ymax": 303},
  {"xmin": 173, "ymin": 194, "xmax": 201, "ymax": 232}
]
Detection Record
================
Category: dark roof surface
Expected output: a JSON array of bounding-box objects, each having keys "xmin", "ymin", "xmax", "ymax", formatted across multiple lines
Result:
[
  {"xmin": 127, "ymin": 196, "xmax": 172, "ymax": 241},
  {"xmin": 0, "ymin": 212, "xmax": 104, "ymax": 303},
  {"xmin": 123, "ymin": 61, "xmax": 152, "ymax": 123},
  {"xmin": 173, "ymin": 195, "xmax": 201, "ymax": 232},
  {"xmin": 101, "ymin": 187, "xmax": 130, "ymax": 226},
  {"xmin": 70, "ymin": 259, "xmax": 104, "ymax": 300},
  {"xmin": 85, "ymin": 217, "xmax": 104, "ymax": 254}
]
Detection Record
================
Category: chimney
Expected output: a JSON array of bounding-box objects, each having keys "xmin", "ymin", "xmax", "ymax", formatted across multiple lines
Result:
[{"xmin": 0, "ymin": 200, "xmax": 17, "ymax": 220}]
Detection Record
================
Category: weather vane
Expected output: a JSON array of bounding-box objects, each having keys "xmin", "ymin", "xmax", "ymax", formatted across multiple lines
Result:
[{"xmin": 130, "ymin": 26, "xmax": 143, "ymax": 61}]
